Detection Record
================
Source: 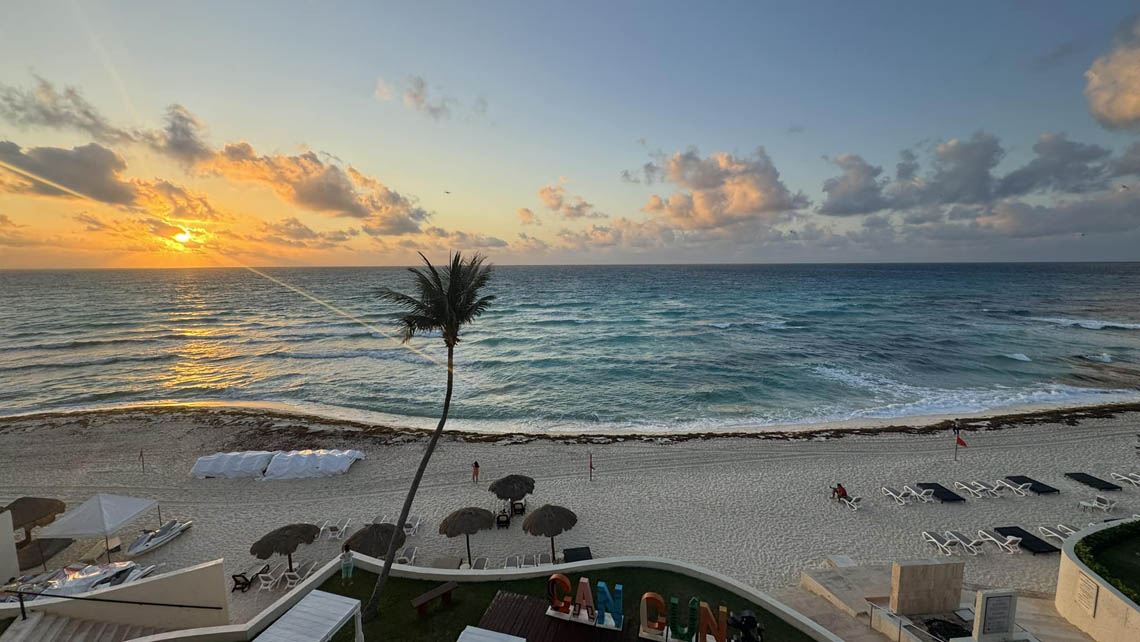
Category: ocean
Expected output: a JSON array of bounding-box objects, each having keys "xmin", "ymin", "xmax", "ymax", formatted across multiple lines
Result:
[{"xmin": 2, "ymin": 263, "xmax": 1139, "ymax": 433}]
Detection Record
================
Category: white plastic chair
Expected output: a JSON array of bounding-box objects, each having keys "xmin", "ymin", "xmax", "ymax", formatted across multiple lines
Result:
[
  {"xmin": 882, "ymin": 486, "xmax": 909, "ymax": 506},
  {"xmin": 257, "ymin": 564, "xmax": 285, "ymax": 593},
  {"xmin": 327, "ymin": 518, "xmax": 352, "ymax": 540}
]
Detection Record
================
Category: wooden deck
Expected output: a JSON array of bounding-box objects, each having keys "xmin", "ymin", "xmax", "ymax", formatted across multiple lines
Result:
[{"xmin": 478, "ymin": 591, "xmax": 635, "ymax": 642}]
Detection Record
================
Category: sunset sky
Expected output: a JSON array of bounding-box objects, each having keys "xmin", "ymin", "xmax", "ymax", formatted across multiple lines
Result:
[{"xmin": 2, "ymin": 1, "xmax": 1140, "ymax": 268}]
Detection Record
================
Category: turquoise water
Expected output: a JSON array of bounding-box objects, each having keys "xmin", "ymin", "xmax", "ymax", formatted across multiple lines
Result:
[{"xmin": 1, "ymin": 263, "xmax": 1139, "ymax": 432}]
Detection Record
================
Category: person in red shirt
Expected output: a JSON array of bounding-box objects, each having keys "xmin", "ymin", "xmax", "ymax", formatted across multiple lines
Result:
[{"xmin": 831, "ymin": 483, "xmax": 848, "ymax": 500}]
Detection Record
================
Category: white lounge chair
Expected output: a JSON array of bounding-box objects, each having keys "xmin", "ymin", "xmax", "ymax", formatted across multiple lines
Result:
[
  {"xmin": 1110, "ymin": 472, "xmax": 1140, "ymax": 488},
  {"xmin": 520, "ymin": 553, "xmax": 537, "ymax": 568},
  {"xmin": 904, "ymin": 486, "xmax": 935, "ymax": 503},
  {"xmin": 257, "ymin": 563, "xmax": 286, "ymax": 592},
  {"xmin": 313, "ymin": 520, "xmax": 330, "ymax": 537},
  {"xmin": 375, "ymin": 514, "xmax": 394, "ymax": 525},
  {"xmin": 472, "ymin": 557, "xmax": 489, "ymax": 570},
  {"xmin": 945, "ymin": 531, "xmax": 985, "ymax": 555},
  {"xmin": 282, "ymin": 560, "xmax": 316, "ymax": 590},
  {"xmin": 537, "ymin": 552, "xmax": 552, "ymax": 565},
  {"xmin": 403, "ymin": 515, "xmax": 421, "ymax": 536},
  {"xmin": 504, "ymin": 555, "xmax": 520, "ymax": 569},
  {"xmin": 1080, "ymin": 495, "xmax": 1117, "ymax": 513},
  {"xmin": 396, "ymin": 546, "xmax": 418, "ymax": 565},
  {"xmin": 882, "ymin": 486, "xmax": 909, "ymax": 506},
  {"xmin": 326, "ymin": 518, "xmax": 352, "ymax": 540},
  {"xmin": 972, "ymin": 480, "xmax": 1004, "ymax": 498},
  {"xmin": 977, "ymin": 529, "xmax": 1020, "ymax": 554},
  {"xmin": 1057, "ymin": 523, "xmax": 1081, "ymax": 537},
  {"xmin": 922, "ymin": 531, "xmax": 957, "ymax": 555},
  {"xmin": 995, "ymin": 479, "xmax": 1030, "ymax": 497},
  {"xmin": 1038, "ymin": 525, "xmax": 1067, "ymax": 544},
  {"xmin": 954, "ymin": 482, "xmax": 986, "ymax": 499},
  {"xmin": 840, "ymin": 496, "xmax": 862, "ymax": 510}
]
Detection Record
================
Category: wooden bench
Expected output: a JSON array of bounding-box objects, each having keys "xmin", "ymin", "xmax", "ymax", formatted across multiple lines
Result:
[{"xmin": 410, "ymin": 581, "xmax": 458, "ymax": 616}]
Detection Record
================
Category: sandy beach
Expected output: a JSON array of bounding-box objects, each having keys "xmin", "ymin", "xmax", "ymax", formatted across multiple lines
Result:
[{"xmin": 2, "ymin": 404, "xmax": 1139, "ymax": 623}]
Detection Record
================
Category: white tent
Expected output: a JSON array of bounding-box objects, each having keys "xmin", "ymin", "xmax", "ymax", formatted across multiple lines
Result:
[
  {"xmin": 261, "ymin": 449, "xmax": 365, "ymax": 481},
  {"xmin": 40, "ymin": 494, "xmax": 158, "ymax": 562},
  {"xmin": 257, "ymin": 589, "xmax": 363, "ymax": 642},
  {"xmin": 190, "ymin": 451, "xmax": 276, "ymax": 479}
]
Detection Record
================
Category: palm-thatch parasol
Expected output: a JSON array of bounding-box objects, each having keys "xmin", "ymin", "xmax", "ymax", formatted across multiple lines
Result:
[
  {"xmin": 439, "ymin": 507, "xmax": 494, "ymax": 565},
  {"xmin": 522, "ymin": 504, "xmax": 577, "ymax": 560},
  {"xmin": 489, "ymin": 474, "xmax": 535, "ymax": 502},
  {"xmin": 3, "ymin": 497, "xmax": 66, "ymax": 547},
  {"xmin": 345, "ymin": 523, "xmax": 406, "ymax": 560},
  {"xmin": 250, "ymin": 523, "xmax": 320, "ymax": 572}
]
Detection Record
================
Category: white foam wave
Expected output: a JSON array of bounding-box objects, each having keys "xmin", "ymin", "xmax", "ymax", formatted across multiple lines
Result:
[
  {"xmin": 1029, "ymin": 317, "xmax": 1140, "ymax": 330},
  {"xmin": 1003, "ymin": 353, "xmax": 1032, "ymax": 362},
  {"xmin": 1083, "ymin": 353, "xmax": 1113, "ymax": 363}
]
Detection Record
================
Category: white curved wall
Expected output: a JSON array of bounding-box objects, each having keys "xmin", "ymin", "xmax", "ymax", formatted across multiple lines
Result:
[{"xmin": 1055, "ymin": 517, "xmax": 1140, "ymax": 642}]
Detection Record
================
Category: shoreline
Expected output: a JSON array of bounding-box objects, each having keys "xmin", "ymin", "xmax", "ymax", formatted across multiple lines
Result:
[{"xmin": 5, "ymin": 398, "xmax": 1140, "ymax": 445}]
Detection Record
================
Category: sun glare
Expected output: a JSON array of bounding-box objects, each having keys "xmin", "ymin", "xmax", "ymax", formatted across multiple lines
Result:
[{"xmin": 174, "ymin": 231, "xmax": 191, "ymax": 243}]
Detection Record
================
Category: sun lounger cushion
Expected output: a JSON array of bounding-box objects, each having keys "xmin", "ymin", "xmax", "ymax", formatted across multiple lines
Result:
[
  {"xmin": 1005, "ymin": 476, "xmax": 1059, "ymax": 495},
  {"xmin": 994, "ymin": 526, "xmax": 1059, "ymax": 555},
  {"xmin": 1065, "ymin": 472, "xmax": 1122, "ymax": 492},
  {"xmin": 918, "ymin": 482, "xmax": 966, "ymax": 503}
]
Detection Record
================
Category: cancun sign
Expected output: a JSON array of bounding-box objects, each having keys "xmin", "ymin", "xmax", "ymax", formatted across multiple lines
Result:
[{"xmin": 546, "ymin": 573, "xmax": 729, "ymax": 642}]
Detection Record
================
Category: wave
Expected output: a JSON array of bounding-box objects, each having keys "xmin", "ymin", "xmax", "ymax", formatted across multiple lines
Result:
[
  {"xmin": 0, "ymin": 335, "xmax": 186, "ymax": 353},
  {"xmin": 1029, "ymin": 317, "xmax": 1140, "ymax": 330},
  {"xmin": 1083, "ymin": 353, "xmax": 1113, "ymax": 363},
  {"xmin": 1002, "ymin": 353, "xmax": 1032, "ymax": 362},
  {"xmin": 698, "ymin": 320, "xmax": 787, "ymax": 330},
  {"xmin": 0, "ymin": 354, "xmax": 172, "ymax": 373}
]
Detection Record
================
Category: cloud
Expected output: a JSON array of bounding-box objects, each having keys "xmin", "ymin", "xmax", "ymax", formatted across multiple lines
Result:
[
  {"xmin": 537, "ymin": 183, "xmax": 606, "ymax": 219},
  {"xmin": 133, "ymin": 180, "xmax": 224, "ymax": 221},
  {"xmin": 1031, "ymin": 39, "xmax": 1086, "ymax": 70},
  {"xmin": 517, "ymin": 207, "xmax": 539, "ymax": 225},
  {"xmin": 619, "ymin": 162, "xmax": 663, "ymax": 184},
  {"xmin": 73, "ymin": 212, "xmax": 108, "ymax": 231},
  {"xmin": 0, "ymin": 140, "xmax": 136, "ymax": 203},
  {"xmin": 1112, "ymin": 142, "xmax": 1140, "ymax": 177},
  {"xmin": 0, "ymin": 76, "xmax": 135, "ymax": 144},
  {"xmin": 200, "ymin": 142, "xmax": 429, "ymax": 234},
  {"xmin": 996, "ymin": 133, "xmax": 1110, "ymax": 196},
  {"xmin": 1085, "ymin": 14, "xmax": 1140, "ymax": 131},
  {"xmin": 386, "ymin": 226, "xmax": 507, "ymax": 251},
  {"xmin": 786, "ymin": 125, "xmax": 806, "ymax": 134},
  {"xmin": 641, "ymin": 146, "xmax": 808, "ymax": 230},
  {"xmin": 403, "ymin": 75, "xmax": 457, "ymax": 120},
  {"xmin": 817, "ymin": 154, "xmax": 889, "ymax": 215},
  {"xmin": 895, "ymin": 149, "xmax": 920, "ymax": 182},
  {"xmin": 894, "ymin": 131, "xmax": 1003, "ymax": 206},
  {"xmin": 513, "ymin": 232, "xmax": 548, "ymax": 252},
  {"xmin": 143, "ymin": 105, "xmax": 212, "ymax": 165},
  {"xmin": 255, "ymin": 217, "xmax": 358, "ymax": 249},
  {"xmin": 374, "ymin": 78, "xmax": 394, "ymax": 101}
]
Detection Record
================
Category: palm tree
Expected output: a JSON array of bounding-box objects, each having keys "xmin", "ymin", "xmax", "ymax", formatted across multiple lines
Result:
[{"xmin": 362, "ymin": 251, "xmax": 494, "ymax": 620}]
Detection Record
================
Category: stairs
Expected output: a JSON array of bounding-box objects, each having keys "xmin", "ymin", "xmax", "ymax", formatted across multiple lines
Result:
[{"xmin": 0, "ymin": 613, "xmax": 166, "ymax": 642}]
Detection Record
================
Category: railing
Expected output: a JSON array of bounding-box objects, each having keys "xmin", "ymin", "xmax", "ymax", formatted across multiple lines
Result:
[{"xmin": 9, "ymin": 589, "xmax": 224, "ymax": 621}]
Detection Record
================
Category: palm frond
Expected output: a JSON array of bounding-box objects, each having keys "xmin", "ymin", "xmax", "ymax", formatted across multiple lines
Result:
[{"xmin": 376, "ymin": 252, "xmax": 494, "ymax": 345}]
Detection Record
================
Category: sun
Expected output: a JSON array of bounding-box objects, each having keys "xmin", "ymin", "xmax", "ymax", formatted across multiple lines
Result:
[{"xmin": 174, "ymin": 231, "xmax": 191, "ymax": 243}]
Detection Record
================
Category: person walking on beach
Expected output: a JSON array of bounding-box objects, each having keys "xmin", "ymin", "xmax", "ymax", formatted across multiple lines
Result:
[
  {"xmin": 340, "ymin": 544, "xmax": 354, "ymax": 584},
  {"xmin": 472, "ymin": 460, "xmax": 480, "ymax": 482}
]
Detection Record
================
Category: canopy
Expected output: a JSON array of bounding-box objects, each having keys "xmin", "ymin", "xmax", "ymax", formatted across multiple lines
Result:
[
  {"xmin": 261, "ymin": 449, "xmax": 365, "ymax": 481},
  {"xmin": 40, "ymin": 494, "xmax": 157, "ymax": 538},
  {"xmin": 190, "ymin": 451, "xmax": 275, "ymax": 479},
  {"xmin": 257, "ymin": 589, "xmax": 362, "ymax": 642}
]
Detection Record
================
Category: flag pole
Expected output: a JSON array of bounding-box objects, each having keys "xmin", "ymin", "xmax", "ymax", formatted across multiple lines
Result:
[
  {"xmin": 588, "ymin": 451, "xmax": 593, "ymax": 482},
  {"xmin": 953, "ymin": 420, "xmax": 960, "ymax": 461}
]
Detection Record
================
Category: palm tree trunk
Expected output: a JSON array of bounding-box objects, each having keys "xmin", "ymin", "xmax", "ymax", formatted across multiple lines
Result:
[{"xmin": 363, "ymin": 344, "xmax": 454, "ymax": 621}]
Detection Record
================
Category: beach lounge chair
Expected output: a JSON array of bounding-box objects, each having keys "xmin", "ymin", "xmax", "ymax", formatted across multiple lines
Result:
[
  {"xmin": 995, "ymin": 526, "xmax": 1058, "ymax": 555},
  {"xmin": 496, "ymin": 510, "xmax": 511, "ymax": 528},
  {"xmin": 904, "ymin": 485, "xmax": 935, "ymax": 503},
  {"xmin": 1079, "ymin": 495, "xmax": 1117, "ymax": 513},
  {"xmin": 538, "ymin": 552, "xmax": 552, "ymax": 565},
  {"xmin": 1110, "ymin": 472, "xmax": 1140, "ymax": 488},
  {"xmin": 327, "ymin": 518, "xmax": 352, "ymax": 540},
  {"xmin": 1057, "ymin": 523, "xmax": 1082, "ymax": 537},
  {"xmin": 376, "ymin": 514, "xmax": 394, "ymax": 525},
  {"xmin": 313, "ymin": 520, "xmax": 330, "ymax": 536},
  {"xmin": 1065, "ymin": 472, "xmax": 1122, "ymax": 492},
  {"xmin": 955, "ymin": 482, "xmax": 986, "ymax": 499},
  {"xmin": 504, "ymin": 555, "xmax": 520, "ymax": 569},
  {"xmin": 840, "ymin": 496, "xmax": 862, "ymax": 510},
  {"xmin": 922, "ymin": 531, "xmax": 957, "ymax": 555},
  {"xmin": 396, "ymin": 546, "xmax": 418, "ymax": 565},
  {"xmin": 882, "ymin": 486, "xmax": 909, "ymax": 506},
  {"xmin": 282, "ymin": 560, "xmax": 316, "ymax": 590},
  {"xmin": 1006, "ymin": 475, "xmax": 1059, "ymax": 495},
  {"xmin": 973, "ymin": 480, "xmax": 1004, "ymax": 498},
  {"xmin": 232, "ymin": 563, "xmax": 269, "ymax": 592},
  {"xmin": 520, "ymin": 553, "xmax": 537, "ymax": 568},
  {"xmin": 919, "ymin": 483, "xmax": 966, "ymax": 503},
  {"xmin": 945, "ymin": 531, "xmax": 985, "ymax": 555},
  {"xmin": 257, "ymin": 563, "xmax": 286, "ymax": 593},
  {"xmin": 403, "ymin": 516, "xmax": 421, "ymax": 536},
  {"xmin": 472, "ymin": 557, "xmax": 489, "ymax": 570},
  {"xmin": 995, "ymin": 479, "xmax": 1030, "ymax": 497},
  {"xmin": 1038, "ymin": 526, "xmax": 1067, "ymax": 544},
  {"xmin": 977, "ymin": 529, "xmax": 1020, "ymax": 554}
]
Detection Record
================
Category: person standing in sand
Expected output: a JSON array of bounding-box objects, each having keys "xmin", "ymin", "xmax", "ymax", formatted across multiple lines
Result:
[{"xmin": 472, "ymin": 460, "xmax": 480, "ymax": 482}]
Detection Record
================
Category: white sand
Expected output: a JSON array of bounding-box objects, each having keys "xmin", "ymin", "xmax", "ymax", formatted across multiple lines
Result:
[{"xmin": 2, "ymin": 406, "xmax": 1139, "ymax": 623}]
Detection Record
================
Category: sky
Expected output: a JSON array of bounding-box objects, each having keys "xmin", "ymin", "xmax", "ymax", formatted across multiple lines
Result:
[{"xmin": 2, "ymin": 1, "xmax": 1140, "ymax": 268}]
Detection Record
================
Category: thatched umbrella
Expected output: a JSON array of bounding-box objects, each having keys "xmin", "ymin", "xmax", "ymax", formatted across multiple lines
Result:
[
  {"xmin": 345, "ymin": 523, "xmax": 406, "ymax": 560},
  {"xmin": 250, "ymin": 523, "xmax": 319, "ymax": 572},
  {"xmin": 439, "ymin": 507, "xmax": 494, "ymax": 565},
  {"xmin": 3, "ymin": 497, "xmax": 66, "ymax": 547},
  {"xmin": 489, "ymin": 474, "xmax": 535, "ymax": 502},
  {"xmin": 522, "ymin": 504, "xmax": 577, "ymax": 560}
]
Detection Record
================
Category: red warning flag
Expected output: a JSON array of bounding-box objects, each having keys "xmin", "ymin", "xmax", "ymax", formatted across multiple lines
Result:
[{"xmin": 956, "ymin": 436, "xmax": 968, "ymax": 448}]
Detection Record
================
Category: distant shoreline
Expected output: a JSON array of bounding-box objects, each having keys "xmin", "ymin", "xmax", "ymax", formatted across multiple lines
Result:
[{"xmin": 4, "ymin": 399, "xmax": 1140, "ymax": 445}]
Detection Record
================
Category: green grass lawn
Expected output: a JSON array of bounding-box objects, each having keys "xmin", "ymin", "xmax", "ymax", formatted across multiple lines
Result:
[
  {"xmin": 321, "ymin": 567, "xmax": 813, "ymax": 642},
  {"xmin": 1093, "ymin": 534, "xmax": 1140, "ymax": 599}
]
